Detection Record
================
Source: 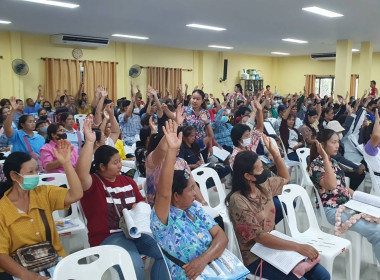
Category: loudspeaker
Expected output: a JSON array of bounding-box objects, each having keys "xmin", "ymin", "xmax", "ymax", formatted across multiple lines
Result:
[{"xmin": 222, "ymin": 59, "xmax": 228, "ymax": 81}]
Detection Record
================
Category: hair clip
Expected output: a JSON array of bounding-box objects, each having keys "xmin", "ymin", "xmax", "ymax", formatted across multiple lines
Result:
[{"xmin": 184, "ymin": 169, "xmax": 190, "ymax": 180}]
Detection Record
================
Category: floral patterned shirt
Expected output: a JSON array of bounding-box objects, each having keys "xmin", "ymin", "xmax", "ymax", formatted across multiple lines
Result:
[
  {"xmin": 229, "ymin": 129, "xmax": 263, "ymax": 168},
  {"xmin": 228, "ymin": 177, "xmax": 285, "ymax": 266},
  {"xmin": 310, "ymin": 155, "xmax": 350, "ymax": 208},
  {"xmin": 151, "ymin": 203, "xmax": 217, "ymax": 279},
  {"xmin": 182, "ymin": 106, "xmax": 210, "ymax": 142}
]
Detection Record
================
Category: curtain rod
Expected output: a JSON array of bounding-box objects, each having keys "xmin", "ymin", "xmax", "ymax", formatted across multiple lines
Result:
[
  {"xmin": 41, "ymin": 57, "xmax": 118, "ymax": 64},
  {"xmin": 140, "ymin": 66, "xmax": 192, "ymax": 71}
]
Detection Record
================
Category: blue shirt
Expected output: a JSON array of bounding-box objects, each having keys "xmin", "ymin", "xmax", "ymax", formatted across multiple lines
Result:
[
  {"xmin": 151, "ymin": 203, "xmax": 217, "ymax": 279},
  {"xmin": 65, "ymin": 129, "xmax": 84, "ymax": 151},
  {"xmin": 212, "ymin": 109, "xmax": 233, "ymax": 148},
  {"xmin": 118, "ymin": 113, "xmax": 142, "ymax": 145},
  {"xmin": 9, "ymin": 130, "xmax": 45, "ymax": 155},
  {"xmin": 23, "ymin": 102, "xmax": 41, "ymax": 114}
]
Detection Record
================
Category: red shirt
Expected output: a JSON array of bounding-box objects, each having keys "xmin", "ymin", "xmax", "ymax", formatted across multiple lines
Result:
[
  {"xmin": 371, "ymin": 87, "xmax": 377, "ymax": 96},
  {"xmin": 208, "ymin": 108, "xmax": 216, "ymax": 122},
  {"xmin": 81, "ymin": 173, "xmax": 144, "ymax": 246}
]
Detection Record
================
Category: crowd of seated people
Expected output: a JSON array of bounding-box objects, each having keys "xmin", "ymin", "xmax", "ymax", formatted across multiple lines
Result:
[{"xmin": 1, "ymin": 79, "xmax": 380, "ymax": 280}]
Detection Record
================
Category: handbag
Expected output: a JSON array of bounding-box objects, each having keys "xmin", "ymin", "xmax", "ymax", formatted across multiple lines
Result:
[
  {"xmin": 94, "ymin": 173, "xmax": 134, "ymax": 239},
  {"xmin": 12, "ymin": 209, "xmax": 58, "ymax": 274}
]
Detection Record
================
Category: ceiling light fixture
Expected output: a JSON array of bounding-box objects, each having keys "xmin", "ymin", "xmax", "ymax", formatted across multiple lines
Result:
[
  {"xmin": 282, "ymin": 38, "xmax": 308, "ymax": 44},
  {"xmin": 23, "ymin": 0, "xmax": 79, "ymax": 8},
  {"xmin": 186, "ymin": 24, "xmax": 226, "ymax": 31},
  {"xmin": 208, "ymin": 45, "xmax": 233, "ymax": 50},
  {"xmin": 271, "ymin": 52, "xmax": 290, "ymax": 55},
  {"xmin": 352, "ymin": 49, "xmax": 360, "ymax": 52},
  {"xmin": 302, "ymin": 6, "xmax": 343, "ymax": 18},
  {"xmin": 112, "ymin": 34, "xmax": 149, "ymax": 40},
  {"xmin": 0, "ymin": 20, "xmax": 11, "ymax": 24}
]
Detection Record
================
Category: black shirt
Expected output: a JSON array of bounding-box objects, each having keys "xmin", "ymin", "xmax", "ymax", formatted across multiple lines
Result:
[{"xmin": 178, "ymin": 142, "xmax": 200, "ymax": 165}]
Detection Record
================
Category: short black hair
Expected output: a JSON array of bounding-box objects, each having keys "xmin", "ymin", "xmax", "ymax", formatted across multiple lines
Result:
[
  {"xmin": 231, "ymin": 123, "xmax": 250, "ymax": 147},
  {"xmin": 277, "ymin": 105, "xmax": 286, "ymax": 114},
  {"xmin": 122, "ymin": 100, "xmax": 131, "ymax": 108},
  {"xmin": 35, "ymin": 120, "xmax": 47, "ymax": 129},
  {"xmin": 266, "ymin": 85, "xmax": 270, "ymax": 89},
  {"xmin": 371, "ymin": 80, "xmax": 376, "ymax": 85}
]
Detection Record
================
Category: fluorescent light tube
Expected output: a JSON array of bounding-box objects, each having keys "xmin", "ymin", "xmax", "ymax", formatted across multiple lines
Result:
[
  {"xmin": 112, "ymin": 34, "xmax": 149, "ymax": 40},
  {"xmin": 352, "ymin": 49, "xmax": 360, "ymax": 52},
  {"xmin": 0, "ymin": 20, "xmax": 11, "ymax": 24},
  {"xmin": 302, "ymin": 6, "xmax": 343, "ymax": 18},
  {"xmin": 23, "ymin": 0, "xmax": 79, "ymax": 8},
  {"xmin": 282, "ymin": 38, "xmax": 308, "ymax": 44},
  {"xmin": 186, "ymin": 24, "xmax": 226, "ymax": 31},
  {"xmin": 271, "ymin": 52, "xmax": 290, "ymax": 55},
  {"xmin": 208, "ymin": 45, "xmax": 233, "ymax": 50}
]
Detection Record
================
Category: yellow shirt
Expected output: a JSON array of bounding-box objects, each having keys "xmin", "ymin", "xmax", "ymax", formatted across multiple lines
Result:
[
  {"xmin": 0, "ymin": 185, "xmax": 69, "ymax": 272},
  {"xmin": 78, "ymin": 104, "xmax": 92, "ymax": 115},
  {"xmin": 115, "ymin": 139, "xmax": 127, "ymax": 160}
]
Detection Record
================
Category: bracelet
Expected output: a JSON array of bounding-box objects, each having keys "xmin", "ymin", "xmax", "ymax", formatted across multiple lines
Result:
[{"xmin": 204, "ymin": 122, "xmax": 209, "ymax": 126}]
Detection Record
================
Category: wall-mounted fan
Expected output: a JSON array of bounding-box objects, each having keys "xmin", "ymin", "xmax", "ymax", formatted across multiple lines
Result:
[
  {"xmin": 12, "ymin": 59, "xmax": 29, "ymax": 76},
  {"xmin": 129, "ymin": 64, "xmax": 141, "ymax": 78}
]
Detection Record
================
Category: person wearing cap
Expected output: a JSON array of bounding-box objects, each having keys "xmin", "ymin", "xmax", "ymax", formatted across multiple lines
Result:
[{"xmin": 326, "ymin": 120, "xmax": 365, "ymax": 190}]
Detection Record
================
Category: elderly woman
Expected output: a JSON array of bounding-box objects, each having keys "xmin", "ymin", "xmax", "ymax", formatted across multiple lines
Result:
[
  {"xmin": 151, "ymin": 120, "xmax": 228, "ymax": 280},
  {"xmin": 0, "ymin": 140, "xmax": 83, "ymax": 279}
]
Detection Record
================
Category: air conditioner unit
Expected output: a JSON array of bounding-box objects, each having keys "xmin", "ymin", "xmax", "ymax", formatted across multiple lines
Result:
[
  {"xmin": 51, "ymin": 34, "xmax": 109, "ymax": 47},
  {"xmin": 311, "ymin": 53, "xmax": 336, "ymax": 60}
]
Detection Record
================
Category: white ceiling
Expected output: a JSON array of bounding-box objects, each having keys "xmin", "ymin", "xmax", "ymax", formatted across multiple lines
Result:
[{"xmin": 1, "ymin": 0, "xmax": 380, "ymax": 56}]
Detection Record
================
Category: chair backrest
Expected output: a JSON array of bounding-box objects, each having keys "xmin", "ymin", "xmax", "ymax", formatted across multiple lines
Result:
[
  {"xmin": 266, "ymin": 118, "xmax": 277, "ymax": 125},
  {"xmin": 74, "ymin": 114, "xmax": 87, "ymax": 131},
  {"xmin": 53, "ymin": 245, "xmax": 137, "ymax": 280},
  {"xmin": 295, "ymin": 148, "xmax": 313, "ymax": 187},
  {"xmin": 278, "ymin": 184, "xmax": 322, "ymax": 237},
  {"xmin": 362, "ymin": 152, "xmax": 380, "ymax": 196},
  {"xmin": 264, "ymin": 121, "xmax": 277, "ymax": 136},
  {"xmin": 191, "ymin": 167, "xmax": 226, "ymax": 213}
]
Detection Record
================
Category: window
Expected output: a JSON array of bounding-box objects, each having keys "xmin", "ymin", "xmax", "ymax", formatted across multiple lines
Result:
[{"xmin": 315, "ymin": 77, "xmax": 335, "ymax": 97}]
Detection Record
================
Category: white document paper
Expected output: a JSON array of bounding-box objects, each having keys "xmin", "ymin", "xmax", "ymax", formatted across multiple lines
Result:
[
  {"xmin": 353, "ymin": 191, "xmax": 380, "ymax": 208},
  {"xmin": 250, "ymin": 230, "xmax": 306, "ymax": 275},
  {"xmin": 344, "ymin": 200, "xmax": 380, "ymax": 218},
  {"xmin": 264, "ymin": 122, "xmax": 277, "ymax": 136},
  {"xmin": 122, "ymin": 202, "xmax": 152, "ymax": 238},
  {"xmin": 212, "ymin": 146, "xmax": 230, "ymax": 161}
]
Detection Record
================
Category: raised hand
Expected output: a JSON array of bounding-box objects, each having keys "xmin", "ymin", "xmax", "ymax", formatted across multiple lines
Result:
[
  {"xmin": 148, "ymin": 85, "xmax": 157, "ymax": 96},
  {"xmin": 56, "ymin": 90, "xmax": 61, "ymax": 97},
  {"xmin": 175, "ymin": 103, "xmax": 186, "ymax": 125},
  {"xmin": 149, "ymin": 116, "xmax": 157, "ymax": 133},
  {"xmin": 53, "ymin": 140, "xmax": 72, "ymax": 166},
  {"xmin": 9, "ymin": 96, "xmax": 21, "ymax": 111},
  {"xmin": 38, "ymin": 95, "xmax": 44, "ymax": 102},
  {"xmin": 185, "ymin": 83, "xmax": 188, "ymax": 89},
  {"xmin": 254, "ymin": 96, "xmax": 263, "ymax": 111},
  {"xmin": 210, "ymin": 93, "xmax": 214, "ymax": 99},
  {"xmin": 103, "ymin": 106, "xmax": 110, "ymax": 120},
  {"xmin": 107, "ymin": 102, "xmax": 115, "ymax": 116},
  {"xmin": 64, "ymin": 89, "xmax": 68, "ymax": 95},
  {"xmin": 96, "ymin": 85, "xmax": 103, "ymax": 93},
  {"xmin": 262, "ymin": 134, "xmax": 278, "ymax": 157},
  {"xmin": 162, "ymin": 120, "xmax": 182, "ymax": 150},
  {"xmin": 100, "ymin": 87, "xmax": 108, "ymax": 98},
  {"xmin": 38, "ymin": 84, "xmax": 42, "ymax": 91},
  {"xmin": 194, "ymin": 85, "xmax": 198, "ymax": 90},
  {"xmin": 316, "ymin": 140, "xmax": 328, "ymax": 159},
  {"xmin": 83, "ymin": 117, "xmax": 96, "ymax": 143},
  {"xmin": 136, "ymin": 85, "xmax": 140, "ymax": 91},
  {"xmin": 200, "ymin": 112, "xmax": 209, "ymax": 123}
]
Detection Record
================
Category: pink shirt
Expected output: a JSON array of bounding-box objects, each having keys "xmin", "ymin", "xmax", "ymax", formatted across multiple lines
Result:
[{"xmin": 39, "ymin": 141, "xmax": 78, "ymax": 173}]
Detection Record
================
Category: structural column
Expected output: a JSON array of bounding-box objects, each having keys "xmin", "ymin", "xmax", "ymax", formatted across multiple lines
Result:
[
  {"xmin": 358, "ymin": 41, "xmax": 373, "ymax": 96},
  {"xmin": 334, "ymin": 40, "xmax": 353, "ymax": 97}
]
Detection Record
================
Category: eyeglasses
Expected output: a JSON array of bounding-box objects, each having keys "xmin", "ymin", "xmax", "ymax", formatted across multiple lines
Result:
[{"xmin": 56, "ymin": 129, "xmax": 66, "ymax": 133}]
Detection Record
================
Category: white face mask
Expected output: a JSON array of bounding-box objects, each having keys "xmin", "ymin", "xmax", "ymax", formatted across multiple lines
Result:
[
  {"xmin": 133, "ymin": 108, "xmax": 140, "ymax": 114},
  {"xmin": 339, "ymin": 133, "xmax": 343, "ymax": 140},
  {"xmin": 241, "ymin": 138, "xmax": 251, "ymax": 147}
]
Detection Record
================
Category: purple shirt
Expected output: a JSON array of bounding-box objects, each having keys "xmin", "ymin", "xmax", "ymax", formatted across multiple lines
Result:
[{"xmin": 39, "ymin": 141, "xmax": 78, "ymax": 173}]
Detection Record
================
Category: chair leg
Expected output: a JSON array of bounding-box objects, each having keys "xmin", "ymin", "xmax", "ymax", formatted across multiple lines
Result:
[{"xmin": 345, "ymin": 245, "xmax": 354, "ymax": 280}]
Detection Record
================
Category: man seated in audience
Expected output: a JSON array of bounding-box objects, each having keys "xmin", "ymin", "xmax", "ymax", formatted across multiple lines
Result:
[
  {"xmin": 151, "ymin": 120, "xmax": 228, "ymax": 279},
  {"xmin": 12, "ymin": 99, "xmax": 24, "ymax": 125},
  {"xmin": 23, "ymin": 85, "xmax": 43, "ymax": 114},
  {"xmin": 119, "ymin": 99, "xmax": 142, "ymax": 146},
  {"xmin": 273, "ymin": 105, "xmax": 285, "ymax": 135},
  {"xmin": 0, "ymin": 99, "xmax": 10, "ymax": 109},
  {"xmin": 4, "ymin": 97, "xmax": 45, "ymax": 155}
]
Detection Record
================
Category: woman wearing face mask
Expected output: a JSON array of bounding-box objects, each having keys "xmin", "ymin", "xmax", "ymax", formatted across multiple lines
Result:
[
  {"xmin": 39, "ymin": 123, "xmax": 78, "ymax": 173},
  {"xmin": 229, "ymin": 98, "xmax": 263, "ymax": 167},
  {"xmin": 226, "ymin": 140, "xmax": 330, "ymax": 279},
  {"xmin": 0, "ymin": 141, "xmax": 83, "ymax": 279},
  {"xmin": 37, "ymin": 108, "xmax": 50, "ymax": 125},
  {"xmin": 42, "ymin": 101, "xmax": 54, "ymax": 120},
  {"xmin": 35, "ymin": 120, "xmax": 49, "ymax": 140},
  {"xmin": 4, "ymin": 97, "xmax": 45, "ymax": 155}
]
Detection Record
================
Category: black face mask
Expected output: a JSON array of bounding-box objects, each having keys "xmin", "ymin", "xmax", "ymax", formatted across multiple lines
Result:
[
  {"xmin": 252, "ymin": 168, "xmax": 271, "ymax": 185},
  {"xmin": 39, "ymin": 115, "xmax": 48, "ymax": 121},
  {"xmin": 57, "ymin": 133, "xmax": 67, "ymax": 140}
]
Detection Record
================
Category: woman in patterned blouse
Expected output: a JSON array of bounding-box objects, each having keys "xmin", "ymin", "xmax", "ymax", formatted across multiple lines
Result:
[
  {"xmin": 226, "ymin": 136, "xmax": 330, "ymax": 279},
  {"xmin": 151, "ymin": 120, "xmax": 228, "ymax": 280},
  {"xmin": 310, "ymin": 129, "xmax": 380, "ymax": 262}
]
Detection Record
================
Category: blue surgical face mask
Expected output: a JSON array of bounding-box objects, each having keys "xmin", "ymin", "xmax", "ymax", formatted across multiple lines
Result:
[
  {"xmin": 302, "ymin": 106, "xmax": 307, "ymax": 112},
  {"xmin": 221, "ymin": 116, "xmax": 228, "ymax": 123},
  {"xmin": 206, "ymin": 104, "xmax": 213, "ymax": 110},
  {"xmin": 39, "ymin": 126, "xmax": 48, "ymax": 134},
  {"xmin": 307, "ymin": 100, "xmax": 312, "ymax": 104},
  {"xmin": 16, "ymin": 173, "xmax": 39, "ymax": 191}
]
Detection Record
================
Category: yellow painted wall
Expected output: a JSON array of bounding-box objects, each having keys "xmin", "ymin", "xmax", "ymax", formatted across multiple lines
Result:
[{"xmin": 2, "ymin": 30, "xmax": 380, "ymax": 101}]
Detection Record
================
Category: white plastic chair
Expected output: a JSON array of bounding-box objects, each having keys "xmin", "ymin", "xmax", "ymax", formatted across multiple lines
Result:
[
  {"xmin": 53, "ymin": 245, "xmax": 137, "ymax": 280},
  {"xmin": 266, "ymin": 117, "xmax": 277, "ymax": 126},
  {"xmin": 278, "ymin": 184, "xmax": 353, "ymax": 280},
  {"xmin": 74, "ymin": 114, "xmax": 87, "ymax": 131},
  {"xmin": 295, "ymin": 148, "xmax": 314, "ymax": 195},
  {"xmin": 38, "ymin": 173, "xmax": 89, "ymax": 253},
  {"xmin": 191, "ymin": 167, "xmax": 240, "ymax": 257}
]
